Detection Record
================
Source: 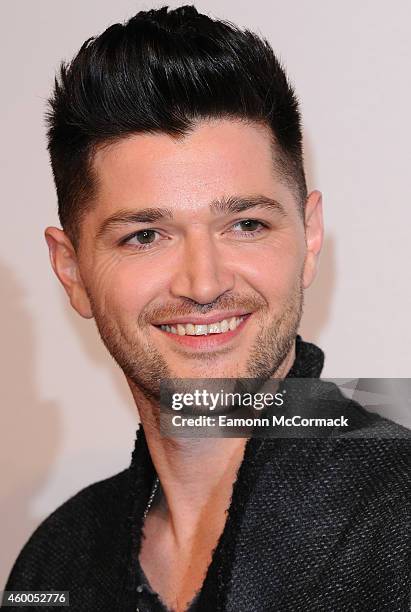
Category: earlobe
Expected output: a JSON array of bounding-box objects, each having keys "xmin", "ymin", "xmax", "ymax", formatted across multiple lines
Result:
[
  {"xmin": 302, "ymin": 190, "xmax": 324, "ymax": 289},
  {"xmin": 44, "ymin": 227, "xmax": 94, "ymax": 319}
]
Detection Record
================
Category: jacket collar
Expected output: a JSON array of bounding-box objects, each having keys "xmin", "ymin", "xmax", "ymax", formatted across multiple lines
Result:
[{"xmin": 121, "ymin": 335, "xmax": 324, "ymax": 610}]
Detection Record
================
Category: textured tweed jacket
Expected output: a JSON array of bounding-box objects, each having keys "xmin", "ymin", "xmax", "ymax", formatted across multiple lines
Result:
[{"xmin": 3, "ymin": 336, "xmax": 411, "ymax": 611}]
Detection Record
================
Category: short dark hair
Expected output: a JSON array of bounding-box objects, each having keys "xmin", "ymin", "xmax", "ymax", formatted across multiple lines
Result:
[{"xmin": 47, "ymin": 5, "xmax": 307, "ymax": 251}]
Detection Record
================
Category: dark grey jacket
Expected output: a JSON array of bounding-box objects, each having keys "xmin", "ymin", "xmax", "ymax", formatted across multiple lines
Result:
[{"xmin": 3, "ymin": 337, "xmax": 411, "ymax": 611}]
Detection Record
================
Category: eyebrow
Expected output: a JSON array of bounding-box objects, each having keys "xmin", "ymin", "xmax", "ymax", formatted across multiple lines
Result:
[{"xmin": 95, "ymin": 195, "xmax": 287, "ymax": 241}]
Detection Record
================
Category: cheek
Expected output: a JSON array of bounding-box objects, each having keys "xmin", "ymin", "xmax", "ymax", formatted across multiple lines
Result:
[
  {"xmin": 233, "ymin": 234, "xmax": 305, "ymax": 300},
  {"xmin": 88, "ymin": 255, "xmax": 170, "ymax": 319}
]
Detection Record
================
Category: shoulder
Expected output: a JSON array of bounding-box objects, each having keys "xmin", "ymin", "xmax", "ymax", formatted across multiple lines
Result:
[
  {"xmin": 258, "ymin": 386, "xmax": 410, "ymax": 503},
  {"xmin": 4, "ymin": 468, "xmax": 130, "ymax": 591}
]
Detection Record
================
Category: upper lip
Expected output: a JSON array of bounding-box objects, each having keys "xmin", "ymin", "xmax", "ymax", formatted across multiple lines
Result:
[{"xmin": 153, "ymin": 311, "xmax": 252, "ymax": 326}]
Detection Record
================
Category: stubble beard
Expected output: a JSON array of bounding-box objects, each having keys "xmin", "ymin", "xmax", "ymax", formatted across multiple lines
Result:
[{"xmin": 88, "ymin": 276, "xmax": 304, "ymax": 403}]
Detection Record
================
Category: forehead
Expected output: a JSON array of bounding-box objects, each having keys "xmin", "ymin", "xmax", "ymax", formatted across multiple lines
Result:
[{"xmin": 90, "ymin": 118, "xmax": 295, "ymax": 219}]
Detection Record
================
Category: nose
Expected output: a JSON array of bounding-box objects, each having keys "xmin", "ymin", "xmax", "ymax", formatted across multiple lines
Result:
[{"xmin": 169, "ymin": 228, "xmax": 235, "ymax": 304}]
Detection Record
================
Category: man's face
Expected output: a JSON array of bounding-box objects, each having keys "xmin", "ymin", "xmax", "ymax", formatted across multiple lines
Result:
[{"xmin": 49, "ymin": 119, "xmax": 322, "ymax": 399}]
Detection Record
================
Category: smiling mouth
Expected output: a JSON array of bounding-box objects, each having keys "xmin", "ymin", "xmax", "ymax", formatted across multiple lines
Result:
[{"xmin": 155, "ymin": 315, "xmax": 246, "ymax": 336}]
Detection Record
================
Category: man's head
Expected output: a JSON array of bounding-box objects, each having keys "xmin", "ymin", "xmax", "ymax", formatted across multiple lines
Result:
[{"xmin": 45, "ymin": 6, "xmax": 323, "ymax": 399}]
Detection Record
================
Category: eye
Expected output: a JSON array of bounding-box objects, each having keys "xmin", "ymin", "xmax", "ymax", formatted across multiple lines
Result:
[
  {"xmin": 120, "ymin": 229, "xmax": 160, "ymax": 249},
  {"xmin": 231, "ymin": 219, "xmax": 268, "ymax": 235}
]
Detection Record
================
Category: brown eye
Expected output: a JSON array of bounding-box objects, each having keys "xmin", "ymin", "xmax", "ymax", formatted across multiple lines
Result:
[
  {"xmin": 231, "ymin": 219, "xmax": 268, "ymax": 234},
  {"xmin": 238, "ymin": 219, "xmax": 261, "ymax": 231}
]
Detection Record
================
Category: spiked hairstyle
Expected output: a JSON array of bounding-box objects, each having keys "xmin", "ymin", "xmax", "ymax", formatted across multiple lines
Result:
[{"xmin": 47, "ymin": 5, "xmax": 307, "ymax": 250}]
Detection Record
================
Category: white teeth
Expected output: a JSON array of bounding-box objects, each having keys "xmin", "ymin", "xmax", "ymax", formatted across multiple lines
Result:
[
  {"xmin": 228, "ymin": 317, "xmax": 237, "ymax": 331},
  {"xmin": 220, "ymin": 319, "xmax": 229, "ymax": 333},
  {"xmin": 159, "ymin": 316, "xmax": 245, "ymax": 336},
  {"xmin": 176, "ymin": 324, "xmax": 186, "ymax": 336},
  {"xmin": 186, "ymin": 323, "xmax": 195, "ymax": 335},
  {"xmin": 208, "ymin": 322, "xmax": 221, "ymax": 334}
]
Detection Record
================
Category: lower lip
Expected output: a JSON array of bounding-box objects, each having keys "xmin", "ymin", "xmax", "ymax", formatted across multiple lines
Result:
[{"xmin": 153, "ymin": 315, "xmax": 252, "ymax": 350}]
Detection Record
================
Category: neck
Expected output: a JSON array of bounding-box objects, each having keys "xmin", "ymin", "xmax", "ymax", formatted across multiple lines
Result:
[{"xmin": 126, "ymin": 341, "xmax": 296, "ymax": 544}]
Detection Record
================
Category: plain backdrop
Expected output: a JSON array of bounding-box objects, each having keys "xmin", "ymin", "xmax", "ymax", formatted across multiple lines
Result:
[{"xmin": 1, "ymin": 0, "xmax": 410, "ymax": 588}]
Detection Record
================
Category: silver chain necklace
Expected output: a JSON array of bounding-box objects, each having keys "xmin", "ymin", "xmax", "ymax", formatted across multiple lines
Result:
[{"xmin": 143, "ymin": 476, "xmax": 160, "ymax": 519}]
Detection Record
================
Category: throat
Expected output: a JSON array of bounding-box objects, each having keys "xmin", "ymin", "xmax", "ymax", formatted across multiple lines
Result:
[{"xmin": 139, "ymin": 507, "xmax": 226, "ymax": 612}]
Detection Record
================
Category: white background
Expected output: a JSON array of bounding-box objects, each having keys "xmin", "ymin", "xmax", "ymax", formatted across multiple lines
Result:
[{"xmin": 1, "ymin": 0, "xmax": 410, "ymax": 587}]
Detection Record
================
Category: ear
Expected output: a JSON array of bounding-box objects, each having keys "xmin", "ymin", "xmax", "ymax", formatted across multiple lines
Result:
[
  {"xmin": 302, "ymin": 190, "xmax": 324, "ymax": 289},
  {"xmin": 44, "ymin": 227, "xmax": 94, "ymax": 319}
]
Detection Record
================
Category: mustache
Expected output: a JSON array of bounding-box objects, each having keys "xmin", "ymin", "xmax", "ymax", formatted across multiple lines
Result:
[{"xmin": 139, "ymin": 294, "xmax": 267, "ymax": 325}]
